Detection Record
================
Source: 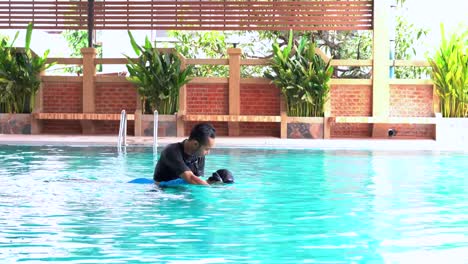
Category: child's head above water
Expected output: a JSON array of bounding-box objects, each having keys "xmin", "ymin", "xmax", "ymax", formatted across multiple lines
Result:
[{"xmin": 207, "ymin": 169, "xmax": 234, "ymax": 184}]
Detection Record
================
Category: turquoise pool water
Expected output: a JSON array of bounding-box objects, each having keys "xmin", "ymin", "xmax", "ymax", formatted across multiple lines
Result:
[{"xmin": 0, "ymin": 145, "xmax": 467, "ymax": 264}]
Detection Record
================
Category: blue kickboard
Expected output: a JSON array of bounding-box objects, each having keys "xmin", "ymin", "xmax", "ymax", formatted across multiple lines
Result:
[{"xmin": 128, "ymin": 178, "xmax": 154, "ymax": 184}]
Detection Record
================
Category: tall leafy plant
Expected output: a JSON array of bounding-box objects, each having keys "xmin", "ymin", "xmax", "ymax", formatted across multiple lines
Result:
[
  {"xmin": 125, "ymin": 31, "xmax": 193, "ymax": 114},
  {"xmin": 428, "ymin": 24, "xmax": 468, "ymax": 118},
  {"xmin": 0, "ymin": 23, "xmax": 55, "ymax": 113},
  {"xmin": 265, "ymin": 31, "xmax": 333, "ymax": 117}
]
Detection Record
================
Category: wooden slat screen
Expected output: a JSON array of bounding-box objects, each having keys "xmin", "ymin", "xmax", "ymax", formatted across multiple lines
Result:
[
  {"xmin": 0, "ymin": 0, "xmax": 88, "ymax": 30},
  {"xmin": 0, "ymin": 0, "xmax": 373, "ymax": 31}
]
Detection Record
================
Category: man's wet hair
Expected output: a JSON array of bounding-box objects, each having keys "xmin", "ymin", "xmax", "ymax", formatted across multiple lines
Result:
[{"xmin": 189, "ymin": 123, "xmax": 216, "ymax": 145}]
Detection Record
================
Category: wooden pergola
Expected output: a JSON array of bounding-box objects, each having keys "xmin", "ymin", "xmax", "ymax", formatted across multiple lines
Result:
[{"xmin": 0, "ymin": 0, "xmax": 374, "ymax": 46}]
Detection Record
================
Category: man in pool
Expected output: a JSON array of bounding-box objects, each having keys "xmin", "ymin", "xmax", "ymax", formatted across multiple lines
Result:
[{"xmin": 153, "ymin": 123, "xmax": 216, "ymax": 186}]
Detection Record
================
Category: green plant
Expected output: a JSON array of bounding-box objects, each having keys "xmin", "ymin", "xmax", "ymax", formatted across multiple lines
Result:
[
  {"xmin": 265, "ymin": 30, "xmax": 334, "ymax": 117},
  {"xmin": 61, "ymin": 30, "xmax": 102, "ymax": 75},
  {"xmin": 168, "ymin": 30, "xmax": 265, "ymax": 78},
  {"xmin": 125, "ymin": 31, "xmax": 193, "ymax": 115},
  {"xmin": 428, "ymin": 24, "xmax": 468, "ymax": 118},
  {"xmin": 0, "ymin": 23, "xmax": 55, "ymax": 113},
  {"xmin": 394, "ymin": 15, "xmax": 430, "ymax": 79},
  {"xmin": 0, "ymin": 33, "xmax": 8, "ymax": 43}
]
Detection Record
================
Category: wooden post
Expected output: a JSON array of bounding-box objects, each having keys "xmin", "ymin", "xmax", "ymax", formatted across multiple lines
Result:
[
  {"xmin": 228, "ymin": 47, "xmax": 242, "ymax": 136},
  {"xmin": 177, "ymin": 54, "xmax": 187, "ymax": 137},
  {"xmin": 323, "ymin": 94, "xmax": 331, "ymax": 139},
  {"xmin": 280, "ymin": 95, "xmax": 287, "ymax": 138},
  {"xmin": 31, "ymin": 70, "xmax": 44, "ymax": 134},
  {"xmin": 433, "ymin": 84, "xmax": 440, "ymax": 114},
  {"xmin": 371, "ymin": 0, "xmax": 391, "ymax": 137},
  {"xmin": 433, "ymin": 83, "xmax": 440, "ymax": 140},
  {"xmin": 134, "ymin": 93, "xmax": 142, "ymax": 136},
  {"xmin": 80, "ymin": 47, "xmax": 97, "ymax": 134}
]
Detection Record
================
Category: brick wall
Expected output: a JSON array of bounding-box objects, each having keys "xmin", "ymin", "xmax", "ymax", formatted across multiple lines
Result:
[
  {"xmin": 93, "ymin": 120, "xmax": 135, "ymax": 135},
  {"xmin": 95, "ymin": 82, "xmax": 137, "ymax": 113},
  {"xmin": 390, "ymin": 85, "xmax": 433, "ymax": 117},
  {"xmin": 239, "ymin": 122, "xmax": 279, "ymax": 137},
  {"xmin": 185, "ymin": 83, "xmax": 281, "ymax": 137},
  {"xmin": 185, "ymin": 84, "xmax": 229, "ymax": 136},
  {"xmin": 42, "ymin": 120, "xmax": 82, "ymax": 134},
  {"xmin": 240, "ymin": 84, "xmax": 280, "ymax": 115},
  {"xmin": 41, "ymin": 80, "xmax": 137, "ymax": 135},
  {"xmin": 43, "ymin": 82, "xmax": 82, "ymax": 113},
  {"xmin": 185, "ymin": 121, "xmax": 229, "ymax": 137},
  {"xmin": 38, "ymin": 79, "xmax": 436, "ymax": 139},
  {"xmin": 186, "ymin": 84, "xmax": 229, "ymax": 115},
  {"xmin": 94, "ymin": 82, "xmax": 137, "ymax": 135},
  {"xmin": 240, "ymin": 83, "xmax": 280, "ymax": 137},
  {"xmin": 42, "ymin": 81, "xmax": 82, "ymax": 134},
  {"xmin": 330, "ymin": 85, "xmax": 373, "ymax": 138},
  {"xmin": 389, "ymin": 84, "xmax": 435, "ymax": 138}
]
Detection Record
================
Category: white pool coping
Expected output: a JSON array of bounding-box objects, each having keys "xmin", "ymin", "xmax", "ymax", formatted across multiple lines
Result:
[{"xmin": 0, "ymin": 134, "xmax": 467, "ymax": 152}]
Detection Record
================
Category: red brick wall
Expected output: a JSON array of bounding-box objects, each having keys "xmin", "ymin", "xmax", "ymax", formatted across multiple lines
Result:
[
  {"xmin": 41, "ymin": 80, "xmax": 137, "ymax": 135},
  {"xmin": 95, "ymin": 83, "xmax": 137, "ymax": 113},
  {"xmin": 42, "ymin": 81, "xmax": 82, "ymax": 134},
  {"xmin": 239, "ymin": 122, "xmax": 280, "ymax": 137},
  {"xmin": 185, "ymin": 84, "xmax": 229, "ymax": 136},
  {"xmin": 389, "ymin": 84, "xmax": 435, "ymax": 138},
  {"xmin": 43, "ymin": 82, "xmax": 82, "ymax": 113},
  {"xmin": 185, "ymin": 121, "xmax": 229, "ymax": 137},
  {"xmin": 42, "ymin": 120, "xmax": 82, "ymax": 134},
  {"xmin": 185, "ymin": 84, "xmax": 281, "ymax": 137},
  {"xmin": 186, "ymin": 84, "xmax": 229, "ymax": 115},
  {"xmin": 94, "ymin": 82, "xmax": 137, "ymax": 135},
  {"xmin": 331, "ymin": 85, "xmax": 373, "ymax": 138},
  {"xmin": 38, "ymin": 79, "xmax": 436, "ymax": 139},
  {"xmin": 240, "ymin": 84, "xmax": 280, "ymax": 115},
  {"xmin": 390, "ymin": 85, "xmax": 433, "ymax": 117},
  {"xmin": 240, "ymin": 83, "xmax": 280, "ymax": 137},
  {"xmin": 93, "ymin": 121, "xmax": 135, "ymax": 135}
]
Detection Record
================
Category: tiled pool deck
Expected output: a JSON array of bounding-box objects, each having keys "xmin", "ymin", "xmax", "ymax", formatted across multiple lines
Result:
[{"xmin": 0, "ymin": 134, "xmax": 466, "ymax": 152}]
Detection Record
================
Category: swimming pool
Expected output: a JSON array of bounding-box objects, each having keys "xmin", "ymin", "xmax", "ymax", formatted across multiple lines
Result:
[{"xmin": 0, "ymin": 145, "xmax": 467, "ymax": 263}]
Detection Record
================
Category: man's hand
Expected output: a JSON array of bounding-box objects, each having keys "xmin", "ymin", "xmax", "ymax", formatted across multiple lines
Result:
[{"xmin": 179, "ymin": 171, "xmax": 209, "ymax": 185}]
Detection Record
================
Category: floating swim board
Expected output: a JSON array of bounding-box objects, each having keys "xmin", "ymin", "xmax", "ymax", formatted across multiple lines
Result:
[
  {"xmin": 128, "ymin": 178, "xmax": 187, "ymax": 187},
  {"xmin": 127, "ymin": 178, "xmax": 154, "ymax": 184}
]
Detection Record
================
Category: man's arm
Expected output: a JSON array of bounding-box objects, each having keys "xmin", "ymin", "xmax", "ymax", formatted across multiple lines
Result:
[{"xmin": 179, "ymin": 171, "xmax": 209, "ymax": 185}]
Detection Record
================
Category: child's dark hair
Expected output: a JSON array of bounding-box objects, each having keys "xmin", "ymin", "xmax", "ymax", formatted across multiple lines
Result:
[
  {"xmin": 189, "ymin": 123, "xmax": 216, "ymax": 145},
  {"xmin": 208, "ymin": 169, "xmax": 234, "ymax": 184}
]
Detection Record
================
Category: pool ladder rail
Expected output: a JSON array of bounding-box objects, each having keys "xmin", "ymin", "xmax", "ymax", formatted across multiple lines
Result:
[
  {"xmin": 153, "ymin": 110, "xmax": 158, "ymax": 151},
  {"xmin": 117, "ymin": 109, "xmax": 159, "ymax": 151},
  {"xmin": 117, "ymin": 110, "xmax": 127, "ymax": 151}
]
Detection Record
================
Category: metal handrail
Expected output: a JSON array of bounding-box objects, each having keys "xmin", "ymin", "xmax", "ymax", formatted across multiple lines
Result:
[
  {"xmin": 153, "ymin": 110, "xmax": 158, "ymax": 151},
  {"xmin": 117, "ymin": 109, "xmax": 127, "ymax": 150}
]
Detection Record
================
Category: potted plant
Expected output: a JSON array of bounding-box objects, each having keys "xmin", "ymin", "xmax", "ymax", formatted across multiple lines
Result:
[
  {"xmin": 125, "ymin": 31, "xmax": 193, "ymax": 137},
  {"xmin": 428, "ymin": 24, "xmax": 468, "ymax": 144},
  {"xmin": 265, "ymin": 31, "xmax": 333, "ymax": 138},
  {"xmin": 0, "ymin": 23, "xmax": 54, "ymax": 134}
]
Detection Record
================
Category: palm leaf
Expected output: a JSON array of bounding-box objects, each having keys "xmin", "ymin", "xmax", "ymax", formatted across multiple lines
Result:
[{"xmin": 25, "ymin": 22, "xmax": 33, "ymax": 51}]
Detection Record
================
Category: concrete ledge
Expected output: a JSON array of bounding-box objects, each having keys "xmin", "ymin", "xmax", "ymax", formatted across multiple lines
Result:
[
  {"xmin": 334, "ymin": 116, "xmax": 437, "ymax": 124},
  {"xmin": 0, "ymin": 134, "xmax": 466, "ymax": 152},
  {"xmin": 33, "ymin": 113, "xmax": 135, "ymax": 121}
]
